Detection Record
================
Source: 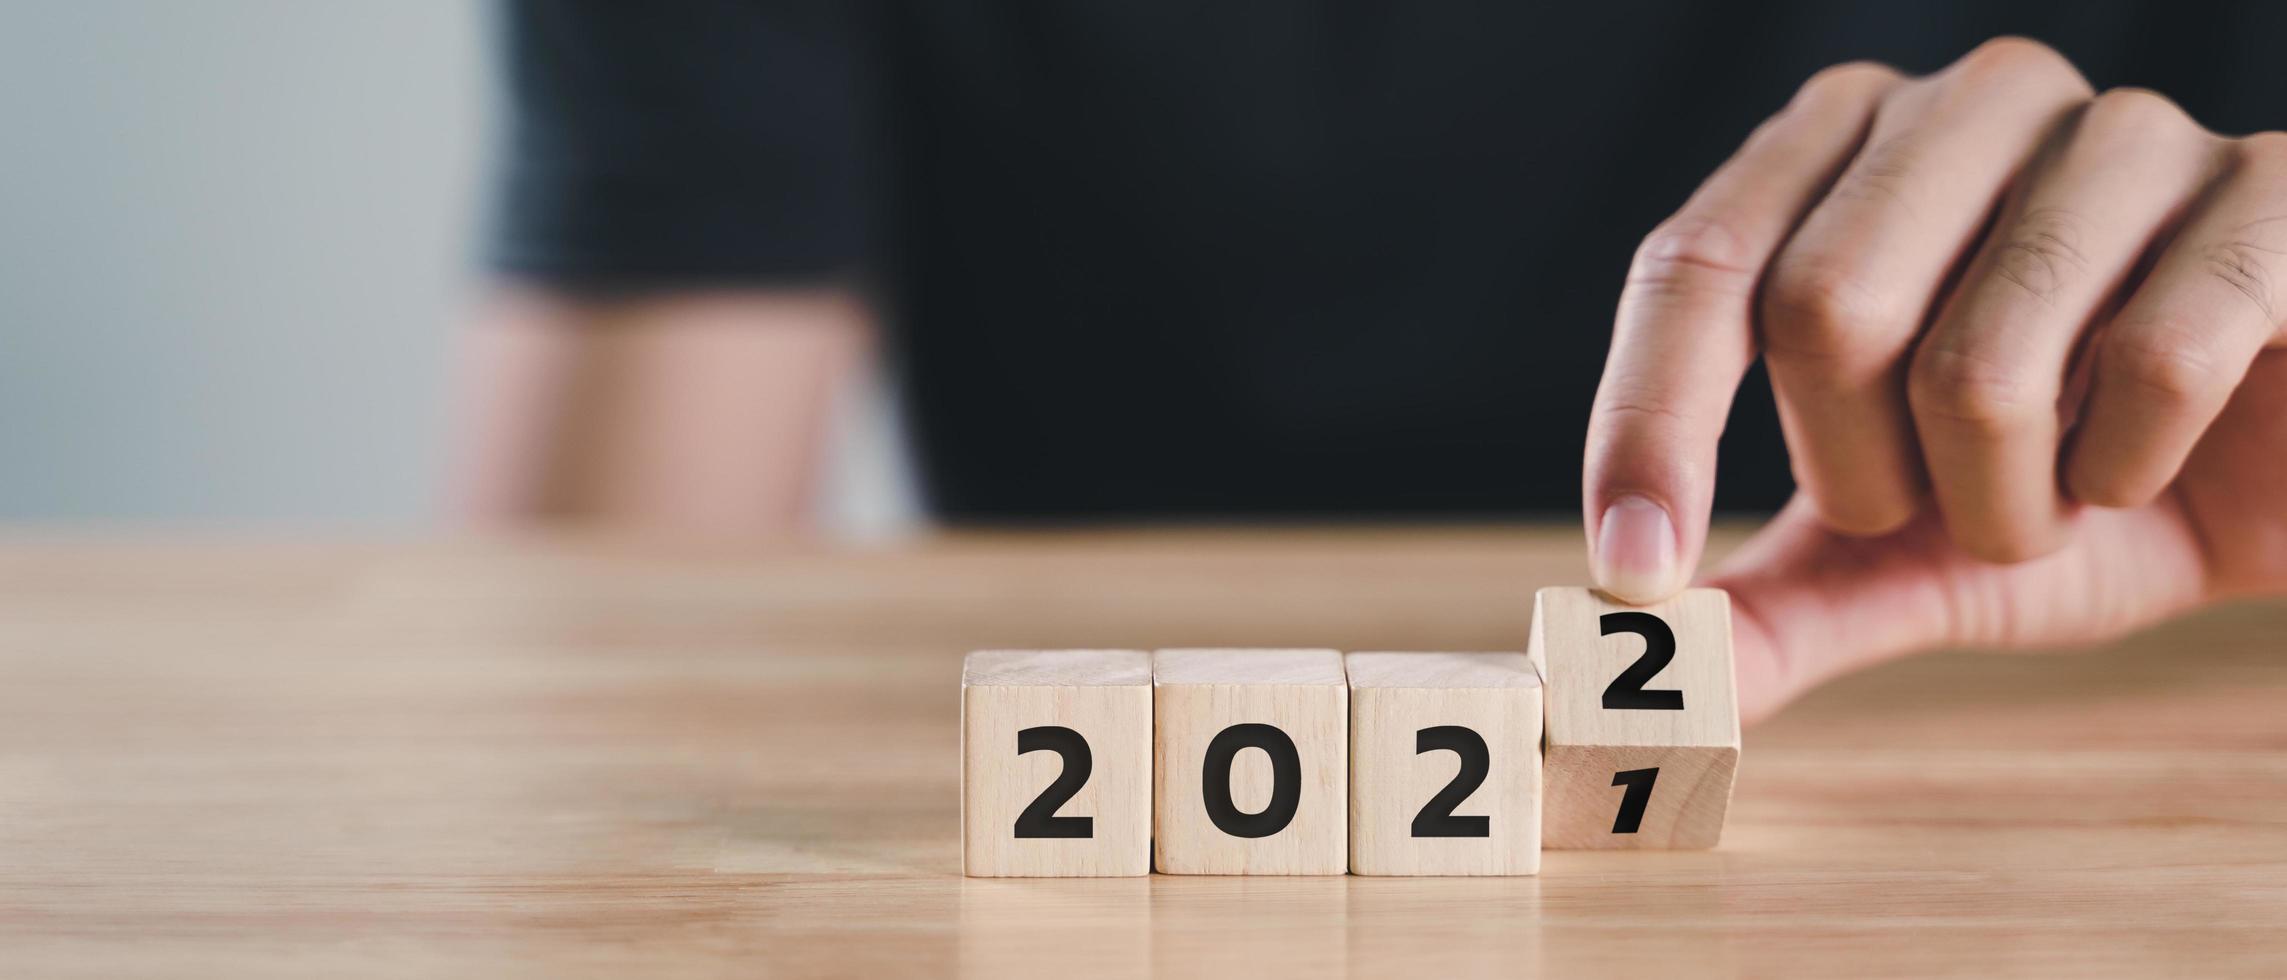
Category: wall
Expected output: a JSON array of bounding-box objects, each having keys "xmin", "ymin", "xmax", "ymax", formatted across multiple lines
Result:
[{"xmin": 0, "ymin": 1, "xmax": 484, "ymax": 526}]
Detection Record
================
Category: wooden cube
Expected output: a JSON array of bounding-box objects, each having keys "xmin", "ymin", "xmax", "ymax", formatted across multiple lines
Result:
[
  {"xmin": 962, "ymin": 650, "xmax": 1152, "ymax": 876},
  {"xmin": 1346, "ymin": 651, "xmax": 1542, "ymax": 876},
  {"xmin": 1529, "ymin": 587, "xmax": 1739, "ymax": 849},
  {"xmin": 1152, "ymin": 648, "xmax": 1348, "ymax": 875}
]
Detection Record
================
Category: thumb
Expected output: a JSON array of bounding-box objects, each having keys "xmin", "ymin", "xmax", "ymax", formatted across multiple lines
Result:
[
  {"xmin": 1709, "ymin": 497, "xmax": 1958, "ymax": 723},
  {"xmin": 1710, "ymin": 494, "xmax": 2211, "ymax": 724}
]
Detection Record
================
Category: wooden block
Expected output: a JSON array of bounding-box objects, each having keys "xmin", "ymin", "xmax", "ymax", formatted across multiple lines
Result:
[
  {"xmin": 1529, "ymin": 587, "xmax": 1740, "ymax": 849},
  {"xmin": 962, "ymin": 650, "xmax": 1152, "ymax": 877},
  {"xmin": 1345, "ymin": 651, "xmax": 1542, "ymax": 876},
  {"xmin": 1152, "ymin": 649, "xmax": 1348, "ymax": 875}
]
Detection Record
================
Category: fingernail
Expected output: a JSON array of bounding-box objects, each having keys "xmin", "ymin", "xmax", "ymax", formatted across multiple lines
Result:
[{"xmin": 1594, "ymin": 494, "xmax": 1681, "ymax": 604}]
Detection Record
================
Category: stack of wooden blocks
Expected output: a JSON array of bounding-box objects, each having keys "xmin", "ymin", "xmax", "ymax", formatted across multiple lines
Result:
[{"xmin": 962, "ymin": 587, "xmax": 1740, "ymax": 876}]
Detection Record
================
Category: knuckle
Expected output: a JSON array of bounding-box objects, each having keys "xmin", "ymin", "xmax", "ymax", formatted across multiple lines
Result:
[
  {"xmin": 1595, "ymin": 392, "xmax": 1706, "ymax": 431},
  {"xmin": 1591, "ymin": 378, "xmax": 1721, "ymax": 444},
  {"xmin": 2068, "ymin": 89, "xmax": 2217, "ymax": 163},
  {"xmin": 1735, "ymin": 113, "xmax": 1831, "ymax": 166},
  {"xmin": 1989, "ymin": 207, "xmax": 2091, "ymax": 305},
  {"xmin": 2201, "ymin": 240, "xmax": 2282, "ymax": 324},
  {"xmin": 1762, "ymin": 257, "xmax": 1896, "ymax": 360},
  {"xmin": 1829, "ymin": 134, "xmax": 1921, "ymax": 207},
  {"xmin": 1952, "ymin": 36, "xmax": 2084, "ymax": 90},
  {"xmin": 2101, "ymin": 326, "xmax": 2228, "ymax": 411},
  {"xmin": 2081, "ymin": 87, "xmax": 2196, "ymax": 138},
  {"xmin": 1627, "ymin": 217, "xmax": 1762, "ymax": 297},
  {"xmin": 1909, "ymin": 345, "xmax": 2044, "ymax": 433},
  {"xmin": 1794, "ymin": 60, "xmax": 1905, "ymax": 105}
]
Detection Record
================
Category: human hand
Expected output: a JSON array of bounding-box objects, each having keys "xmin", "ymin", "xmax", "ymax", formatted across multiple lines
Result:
[{"xmin": 1582, "ymin": 38, "xmax": 2287, "ymax": 722}]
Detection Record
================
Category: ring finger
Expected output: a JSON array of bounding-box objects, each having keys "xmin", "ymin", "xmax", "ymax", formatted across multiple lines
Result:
[{"xmin": 1907, "ymin": 89, "xmax": 2221, "ymax": 561}]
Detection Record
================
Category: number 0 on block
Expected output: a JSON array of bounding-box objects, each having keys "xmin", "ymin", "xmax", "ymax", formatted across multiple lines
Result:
[{"xmin": 1152, "ymin": 649, "xmax": 1349, "ymax": 875}]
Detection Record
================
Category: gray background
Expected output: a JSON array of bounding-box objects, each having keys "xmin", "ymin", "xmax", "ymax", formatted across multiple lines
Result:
[
  {"xmin": 2, "ymin": 2, "xmax": 485, "ymax": 526},
  {"xmin": 0, "ymin": 2, "xmax": 916, "ymax": 531}
]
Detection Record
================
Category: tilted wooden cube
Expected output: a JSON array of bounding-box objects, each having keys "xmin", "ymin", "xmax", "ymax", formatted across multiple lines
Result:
[
  {"xmin": 1346, "ymin": 651, "xmax": 1542, "ymax": 876},
  {"xmin": 1152, "ymin": 649, "xmax": 1348, "ymax": 875},
  {"xmin": 1529, "ymin": 587, "xmax": 1739, "ymax": 849},
  {"xmin": 962, "ymin": 650, "xmax": 1152, "ymax": 876}
]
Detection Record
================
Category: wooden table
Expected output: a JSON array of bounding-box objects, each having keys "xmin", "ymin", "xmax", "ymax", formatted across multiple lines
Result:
[{"xmin": 3, "ymin": 527, "xmax": 2284, "ymax": 977}]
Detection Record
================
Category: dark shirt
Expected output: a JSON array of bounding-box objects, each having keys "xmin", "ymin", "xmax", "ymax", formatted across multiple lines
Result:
[{"xmin": 491, "ymin": 1, "xmax": 2287, "ymax": 521}]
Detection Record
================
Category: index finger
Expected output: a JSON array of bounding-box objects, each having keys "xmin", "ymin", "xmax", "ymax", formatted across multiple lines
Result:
[{"xmin": 1585, "ymin": 63, "xmax": 1901, "ymax": 602}]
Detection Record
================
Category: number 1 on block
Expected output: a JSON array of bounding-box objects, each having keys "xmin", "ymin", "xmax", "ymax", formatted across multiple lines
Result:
[{"xmin": 1530, "ymin": 588, "xmax": 1740, "ymax": 850}]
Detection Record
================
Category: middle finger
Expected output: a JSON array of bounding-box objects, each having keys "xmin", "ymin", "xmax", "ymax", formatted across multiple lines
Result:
[
  {"xmin": 1760, "ymin": 39, "xmax": 2093, "ymax": 537},
  {"xmin": 1908, "ymin": 88, "xmax": 2219, "ymax": 561}
]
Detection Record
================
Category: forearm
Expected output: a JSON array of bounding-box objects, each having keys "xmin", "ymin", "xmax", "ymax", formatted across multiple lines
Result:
[{"xmin": 451, "ymin": 287, "xmax": 870, "ymax": 536}]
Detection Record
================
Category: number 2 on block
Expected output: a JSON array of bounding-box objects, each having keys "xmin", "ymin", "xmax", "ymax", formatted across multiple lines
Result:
[
  {"xmin": 1012, "ymin": 726, "xmax": 1093, "ymax": 838},
  {"xmin": 1410, "ymin": 725, "xmax": 1491, "ymax": 838},
  {"xmin": 1600, "ymin": 611, "xmax": 1685, "ymax": 710}
]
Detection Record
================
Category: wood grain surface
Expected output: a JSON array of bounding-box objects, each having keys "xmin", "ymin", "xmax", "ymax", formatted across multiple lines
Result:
[{"xmin": 2, "ymin": 526, "xmax": 2284, "ymax": 977}]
